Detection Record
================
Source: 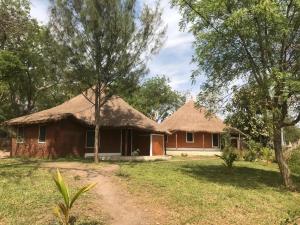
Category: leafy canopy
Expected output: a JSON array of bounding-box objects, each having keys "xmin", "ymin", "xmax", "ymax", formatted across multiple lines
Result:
[
  {"xmin": 0, "ymin": 0, "xmax": 67, "ymax": 122},
  {"xmin": 49, "ymin": 0, "xmax": 166, "ymax": 99},
  {"xmin": 173, "ymin": 0, "xmax": 300, "ymax": 126},
  {"xmin": 127, "ymin": 75, "xmax": 186, "ymax": 122},
  {"xmin": 173, "ymin": 0, "xmax": 300, "ymax": 187}
]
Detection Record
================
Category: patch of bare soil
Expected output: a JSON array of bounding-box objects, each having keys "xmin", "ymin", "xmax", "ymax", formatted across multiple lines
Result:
[{"xmin": 41, "ymin": 162, "xmax": 171, "ymax": 225}]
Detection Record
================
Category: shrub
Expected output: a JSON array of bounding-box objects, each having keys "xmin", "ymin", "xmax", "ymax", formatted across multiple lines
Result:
[
  {"xmin": 181, "ymin": 153, "xmax": 188, "ymax": 157},
  {"xmin": 53, "ymin": 169, "xmax": 96, "ymax": 225},
  {"xmin": 244, "ymin": 140, "xmax": 262, "ymax": 162},
  {"xmin": 288, "ymin": 147, "xmax": 300, "ymax": 175},
  {"xmin": 259, "ymin": 147, "xmax": 274, "ymax": 162},
  {"xmin": 217, "ymin": 148, "xmax": 238, "ymax": 168},
  {"xmin": 218, "ymin": 132, "xmax": 238, "ymax": 168}
]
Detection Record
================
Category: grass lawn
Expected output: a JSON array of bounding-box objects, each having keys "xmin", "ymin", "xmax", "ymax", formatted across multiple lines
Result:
[
  {"xmin": 0, "ymin": 158, "xmax": 106, "ymax": 225},
  {"xmin": 119, "ymin": 157, "xmax": 300, "ymax": 225}
]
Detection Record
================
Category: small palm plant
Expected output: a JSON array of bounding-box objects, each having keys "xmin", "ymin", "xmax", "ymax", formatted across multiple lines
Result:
[{"xmin": 53, "ymin": 169, "xmax": 96, "ymax": 225}]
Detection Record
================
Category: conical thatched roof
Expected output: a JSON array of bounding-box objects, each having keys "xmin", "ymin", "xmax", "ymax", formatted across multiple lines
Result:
[
  {"xmin": 159, "ymin": 100, "xmax": 226, "ymax": 133},
  {"xmin": 5, "ymin": 89, "xmax": 164, "ymax": 132}
]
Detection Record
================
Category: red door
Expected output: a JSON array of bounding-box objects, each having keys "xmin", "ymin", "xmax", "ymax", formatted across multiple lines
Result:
[{"xmin": 151, "ymin": 134, "xmax": 164, "ymax": 156}]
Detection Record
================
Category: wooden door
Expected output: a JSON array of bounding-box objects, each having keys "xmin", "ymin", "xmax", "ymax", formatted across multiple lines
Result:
[{"xmin": 151, "ymin": 134, "xmax": 164, "ymax": 156}]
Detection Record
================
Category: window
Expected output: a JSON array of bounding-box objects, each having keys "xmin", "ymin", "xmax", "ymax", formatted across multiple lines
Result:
[
  {"xmin": 212, "ymin": 134, "xmax": 219, "ymax": 147},
  {"xmin": 38, "ymin": 126, "xmax": 46, "ymax": 143},
  {"xmin": 186, "ymin": 132, "xmax": 194, "ymax": 143},
  {"xmin": 16, "ymin": 127, "xmax": 24, "ymax": 143},
  {"xmin": 86, "ymin": 130, "xmax": 95, "ymax": 148}
]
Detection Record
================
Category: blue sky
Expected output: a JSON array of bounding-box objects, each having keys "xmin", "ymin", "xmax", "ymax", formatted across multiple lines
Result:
[{"xmin": 30, "ymin": 0, "xmax": 202, "ymax": 97}]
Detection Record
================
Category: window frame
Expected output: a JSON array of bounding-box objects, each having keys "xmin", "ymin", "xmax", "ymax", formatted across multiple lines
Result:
[
  {"xmin": 38, "ymin": 125, "xmax": 47, "ymax": 144},
  {"xmin": 212, "ymin": 133, "xmax": 220, "ymax": 148},
  {"xmin": 86, "ymin": 130, "xmax": 95, "ymax": 148},
  {"xmin": 16, "ymin": 127, "xmax": 24, "ymax": 143},
  {"xmin": 186, "ymin": 132, "xmax": 194, "ymax": 143}
]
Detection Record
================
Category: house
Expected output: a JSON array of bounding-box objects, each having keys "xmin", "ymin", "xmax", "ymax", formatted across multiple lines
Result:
[
  {"xmin": 160, "ymin": 100, "xmax": 242, "ymax": 156},
  {"xmin": 4, "ymin": 89, "xmax": 166, "ymax": 158}
]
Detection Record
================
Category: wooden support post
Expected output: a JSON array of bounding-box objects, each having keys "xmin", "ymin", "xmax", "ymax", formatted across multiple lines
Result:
[
  {"xmin": 125, "ymin": 129, "xmax": 128, "ymax": 156},
  {"xmin": 131, "ymin": 129, "xmax": 133, "ymax": 155},
  {"xmin": 120, "ymin": 129, "xmax": 122, "ymax": 154},
  {"xmin": 176, "ymin": 133, "xmax": 178, "ymax": 150}
]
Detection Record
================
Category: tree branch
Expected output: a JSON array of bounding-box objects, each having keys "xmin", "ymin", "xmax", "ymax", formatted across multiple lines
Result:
[{"xmin": 282, "ymin": 112, "xmax": 300, "ymax": 127}]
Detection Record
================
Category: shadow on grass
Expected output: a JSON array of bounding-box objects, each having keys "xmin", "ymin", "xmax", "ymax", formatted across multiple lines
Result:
[{"xmin": 179, "ymin": 163, "xmax": 300, "ymax": 190}]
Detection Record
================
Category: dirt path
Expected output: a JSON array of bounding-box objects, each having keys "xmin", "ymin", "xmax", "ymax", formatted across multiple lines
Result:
[{"xmin": 41, "ymin": 162, "xmax": 169, "ymax": 225}]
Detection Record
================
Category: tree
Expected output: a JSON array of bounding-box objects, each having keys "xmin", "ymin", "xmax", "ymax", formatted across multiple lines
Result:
[
  {"xmin": 0, "ymin": 0, "xmax": 67, "ymax": 122},
  {"xmin": 225, "ymin": 85, "xmax": 272, "ymax": 146},
  {"xmin": 127, "ymin": 75, "xmax": 186, "ymax": 122},
  {"xmin": 284, "ymin": 126, "xmax": 300, "ymax": 144},
  {"xmin": 49, "ymin": 0, "xmax": 166, "ymax": 162},
  {"xmin": 173, "ymin": 0, "xmax": 300, "ymax": 188}
]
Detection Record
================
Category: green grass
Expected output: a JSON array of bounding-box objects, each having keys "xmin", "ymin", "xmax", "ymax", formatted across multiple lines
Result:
[
  {"xmin": 119, "ymin": 158, "xmax": 300, "ymax": 225},
  {"xmin": 0, "ymin": 158, "xmax": 106, "ymax": 225}
]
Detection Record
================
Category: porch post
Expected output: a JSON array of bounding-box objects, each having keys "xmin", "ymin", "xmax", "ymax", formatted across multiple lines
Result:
[
  {"xmin": 150, "ymin": 134, "xmax": 153, "ymax": 156},
  {"xmin": 120, "ymin": 129, "xmax": 122, "ymax": 154},
  {"xmin": 175, "ymin": 133, "xmax": 178, "ymax": 150},
  {"xmin": 125, "ymin": 129, "xmax": 128, "ymax": 156},
  {"xmin": 130, "ymin": 129, "xmax": 133, "ymax": 155}
]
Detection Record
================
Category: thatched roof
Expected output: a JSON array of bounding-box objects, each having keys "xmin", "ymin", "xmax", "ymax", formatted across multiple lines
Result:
[
  {"xmin": 4, "ymin": 89, "xmax": 164, "ymax": 132},
  {"xmin": 159, "ymin": 100, "xmax": 227, "ymax": 133}
]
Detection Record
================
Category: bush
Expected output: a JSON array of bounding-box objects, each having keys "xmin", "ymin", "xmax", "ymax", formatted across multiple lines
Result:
[
  {"xmin": 288, "ymin": 147, "xmax": 300, "ymax": 175},
  {"xmin": 243, "ymin": 140, "xmax": 275, "ymax": 162},
  {"xmin": 259, "ymin": 147, "xmax": 274, "ymax": 162},
  {"xmin": 217, "ymin": 147, "xmax": 238, "ymax": 168},
  {"xmin": 244, "ymin": 149, "xmax": 257, "ymax": 162},
  {"xmin": 244, "ymin": 140, "xmax": 262, "ymax": 162}
]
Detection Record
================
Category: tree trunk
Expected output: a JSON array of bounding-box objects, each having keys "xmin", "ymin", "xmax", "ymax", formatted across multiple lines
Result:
[
  {"xmin": 273, "ymin": 126, "xmax": 293, "ymax": 188},
  {"xmin": 94, "ymin": 121, "xmax": 100, "ymax": 163},
  {"xmin": 94, "ymin": 85, "xmax": 100, "ymax": 163}
]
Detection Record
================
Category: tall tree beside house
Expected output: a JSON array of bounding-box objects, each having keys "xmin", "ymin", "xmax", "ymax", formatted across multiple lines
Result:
[
  {"xmin": 0, "ymin": 0, "xmax": 67, "ymax": 122},
  {"xmin": 173, "ymin": 0, "xmax": 300, "ymax": 188},
  {"xmin": 49, "ymin": 0, "xmax": 166, "ymax": 162},
  {"xmin": 127, "ymin": 75, "xmax": 186, "ymax": 122},
  {"xmin": 225, "ymin": 85, "xmax": 272, "ymax": 146}
]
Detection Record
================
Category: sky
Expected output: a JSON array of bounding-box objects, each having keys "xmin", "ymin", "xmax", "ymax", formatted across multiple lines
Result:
[{"xmin": 30, "ymin": 0, "xmax": 202, "ymax": 98}]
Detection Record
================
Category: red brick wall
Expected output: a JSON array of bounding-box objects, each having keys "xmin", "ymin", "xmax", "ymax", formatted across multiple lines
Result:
[
  {"xmin": 11, "ymin": 120, "xmax": 163, "ymax": 158},
  {"xmin": 54, "ymin": 119, "xmax": 86, "ymax": 157},
  {"xmin": 166, "ymin": 131, "xmax": 215, "ymax": 149},
  {"xmin": 11, "ymin": 119, "xmax": 86, "ymax": 158},
  {"xmin": 85, "ymin": 128, "xmax": 122, "ymax": 154}
]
